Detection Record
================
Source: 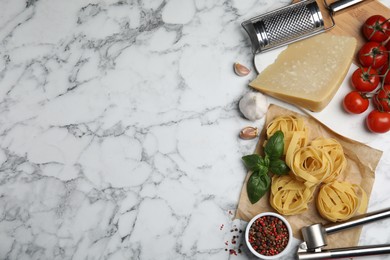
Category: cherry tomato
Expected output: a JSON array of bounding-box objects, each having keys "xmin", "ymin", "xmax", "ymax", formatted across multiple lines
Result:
[
  {"xmin": 373, "ymin": 85, "xmax": 390, "ymax": 112},
  {"xmin": 362, "ymin": 15, "xmax": 390, "ymax": 42},
  {"xmin": 358, "ymin": 41, "xmax": 388, "ymax": 69},
  {"xmin": 366, "ymin": 109, "xmax": 390, "ymax": 133},
  {"xmin": 351, "ymin": 67, "xmax": 379, "ymax": 92},
  {"xmin": 343, "ymin": 91, "xmax": 369, "ymax": 114}
]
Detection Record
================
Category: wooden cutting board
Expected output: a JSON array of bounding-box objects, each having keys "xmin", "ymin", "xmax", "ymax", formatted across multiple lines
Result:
[{"xmin": 292, "ymin": 0, "xmax": 390, "ymax": 64}]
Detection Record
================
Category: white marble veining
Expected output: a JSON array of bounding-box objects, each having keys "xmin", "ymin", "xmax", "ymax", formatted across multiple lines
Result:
[{"xmin": 1, "ymin": 0, "xmax": 390, "ymax": 259}]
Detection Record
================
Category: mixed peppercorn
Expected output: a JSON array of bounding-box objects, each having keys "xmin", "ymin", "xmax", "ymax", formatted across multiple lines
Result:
[{"xmin": 248, "ymin": 215, "xmax": 289, "ymax": 256}]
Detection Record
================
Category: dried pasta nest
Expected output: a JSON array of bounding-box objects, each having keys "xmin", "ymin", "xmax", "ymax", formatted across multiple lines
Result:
[
  {"xmin": 317, "ymin": 181, "xmax": 367, "ymax": 222},
  {"xmin": 266, "ymin": 115, "xmax": 308, "ymax": 155},
  {"xmin": 311, "ymin": 138, "xmax": 347, "ymax": 183},
  {"xmin": 270, "ymin": 174, "xmax": 315, "ymax": 216},
  {"xmin": 289, "ymin": 146, "xmax": 333, "ymax": 187}
]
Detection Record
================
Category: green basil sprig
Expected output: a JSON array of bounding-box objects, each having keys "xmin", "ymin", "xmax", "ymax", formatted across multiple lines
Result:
[{"xmin": 242, "ymin": 130, "xmax": 290, "ymax": 204}]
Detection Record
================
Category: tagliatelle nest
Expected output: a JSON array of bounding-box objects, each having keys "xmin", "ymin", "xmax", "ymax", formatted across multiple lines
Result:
[
  {"xmin": 266, "ymin": 115, "xmax": 308, "ymax": 155},
  {"xmin": 289, "ymin": 146, "xmax": 333, "ymax": 187},
  {"xmin": 317, "ymin": 181, "xmax": 367, "ymax": 222},
  {"xmin": 270, "ymin": 174, "xmax": 315, "ymax": 216},
  {"xmin": 311, "ymin": 138, "xmax": 347, "ymax": 183}
]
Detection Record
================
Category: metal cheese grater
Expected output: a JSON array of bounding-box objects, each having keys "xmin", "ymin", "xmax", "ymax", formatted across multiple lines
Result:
[{"xmin": 242, "ymin": 0, "xmax": 365, "ymax": 54}]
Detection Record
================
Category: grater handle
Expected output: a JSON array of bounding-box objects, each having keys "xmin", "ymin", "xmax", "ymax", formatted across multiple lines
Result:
[{"xmin": 327, "ymin": 0, "xmax": 365, "ymax": 14}]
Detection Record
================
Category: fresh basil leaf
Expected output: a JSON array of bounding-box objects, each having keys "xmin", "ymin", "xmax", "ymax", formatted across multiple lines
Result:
[
  {"xmin": 269, "ymin": 159, "xmax": 290, "ymax": 175},
  {"xmin": 264, "ymin": 154, "xmax": 270, "ymax": 167},
  {"xmin": 242, "ymin": 154, "xmax": 266, "ymax": 171},
  {"xmin": 264, "ymin": 130, "xmax": 284, "ymax": 161},
  {"xmin": 247, "ymin": 171, "xmax": 271, "ymax": 204}
]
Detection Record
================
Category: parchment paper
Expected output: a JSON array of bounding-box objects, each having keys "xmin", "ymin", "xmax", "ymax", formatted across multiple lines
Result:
[{"xmin": 235, "ymin": 104, "xmax": 383, "ymax": 248}]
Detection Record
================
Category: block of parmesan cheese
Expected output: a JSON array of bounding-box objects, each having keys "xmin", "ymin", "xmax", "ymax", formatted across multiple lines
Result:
[{"xmin": 249, "ymin": 34, "xmax": 357, "ymax": 112}]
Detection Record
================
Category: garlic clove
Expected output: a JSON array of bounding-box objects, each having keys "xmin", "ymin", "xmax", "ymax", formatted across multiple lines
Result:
[
  {"xmin": 234, "ymin": 62, "xmax": 251, "ymax": 76},
  {"xmin": 239, "ymin": 126, "xmax": 259, "ymax": 140}
]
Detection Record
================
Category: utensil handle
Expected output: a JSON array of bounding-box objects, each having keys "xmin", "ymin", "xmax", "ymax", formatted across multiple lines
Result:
[
  {"xmin": 328, "ymin": 0, "xmax": 365, "ymax": 14},
  {"xmin": 298, "ymin": 244, "xmax": 390, "ymax": 260},
  {"xmin": 325, "ymin": 207, "xmax": 390, "ymax": 234}
]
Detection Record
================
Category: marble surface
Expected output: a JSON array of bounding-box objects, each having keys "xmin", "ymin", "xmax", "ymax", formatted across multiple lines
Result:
[{"xmin": 1, "ymin": 0, "xmax": 390, "ymax": 259}]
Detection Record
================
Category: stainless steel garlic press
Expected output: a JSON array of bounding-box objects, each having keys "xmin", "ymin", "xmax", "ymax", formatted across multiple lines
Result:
[{"xmin": 297, "ymin": 207, "xmax": 390, "ymax": 259}]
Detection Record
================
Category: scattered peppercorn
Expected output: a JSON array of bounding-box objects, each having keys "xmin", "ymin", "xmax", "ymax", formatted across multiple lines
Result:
[
  {"xmin": 229, "ymin": 249, "xmax": 237, "ymax": 255},
  {"xmin": 223, "ymin": 225, "xmax": 244, "ymax": 256},
  {"xmin": 248, "ymin": 215, "xmax": 289, "ymax": 256}
]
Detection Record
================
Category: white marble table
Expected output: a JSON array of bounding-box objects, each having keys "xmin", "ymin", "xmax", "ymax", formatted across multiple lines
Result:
[{"xmin": 1, "ymin": 0, "xmax": 390, "ymax": 259}]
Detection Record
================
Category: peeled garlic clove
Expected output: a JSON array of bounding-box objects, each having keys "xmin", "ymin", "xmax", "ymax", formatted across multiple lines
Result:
[
  {"xmin": 239, "ymin": 126, "xmax": 259, "ymax": 140},
  {"xmin": 234, "ymin": 62, "xmax": 250, "ymax": 76}
]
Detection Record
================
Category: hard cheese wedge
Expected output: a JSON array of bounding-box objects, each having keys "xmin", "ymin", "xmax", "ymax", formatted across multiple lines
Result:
[{"xmin": 249, "ymin": 34, "xmax": 357, "ymax": 112}]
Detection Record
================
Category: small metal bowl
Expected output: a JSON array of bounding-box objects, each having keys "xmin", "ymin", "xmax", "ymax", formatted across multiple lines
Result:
[{"xmin": 245, "ymin": 212, "xmax": 293, "ymax": 259}]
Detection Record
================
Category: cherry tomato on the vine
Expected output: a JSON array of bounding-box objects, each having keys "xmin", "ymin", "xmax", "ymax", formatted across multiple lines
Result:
[
  {"xmin": 362, "ymin": 15, "xmax": 390, "ymax": 42},
  {"xmin": 373, "ymin": 85, "xmax": 390, "ymax": 112},
  {"xmin": 358, "ymin": 41, "xmax": 388, "ymax": 69},
  {"xmin": 366, "ymin": 109, "xmax": 390, "ymax": 133},
  {"xmin": 347, "ymin": 15, "xmax": 390, "ymax": 134},
  {"xmin": 351, "ymin": 67, "xmax": 379, "ymax": 92},
  {"xmin": 343, "ymin": 91, "xmax": 370, "ymax": 114}
]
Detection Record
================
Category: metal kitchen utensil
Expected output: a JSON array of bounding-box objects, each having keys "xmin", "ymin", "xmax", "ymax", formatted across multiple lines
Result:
[
  {"xmin": 297, "ymin": 207, "xmax": 390, "ymax": 259},
  {"xmin": 242, "ymin": 0, "xmax": 366, "ymax": 54}
]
